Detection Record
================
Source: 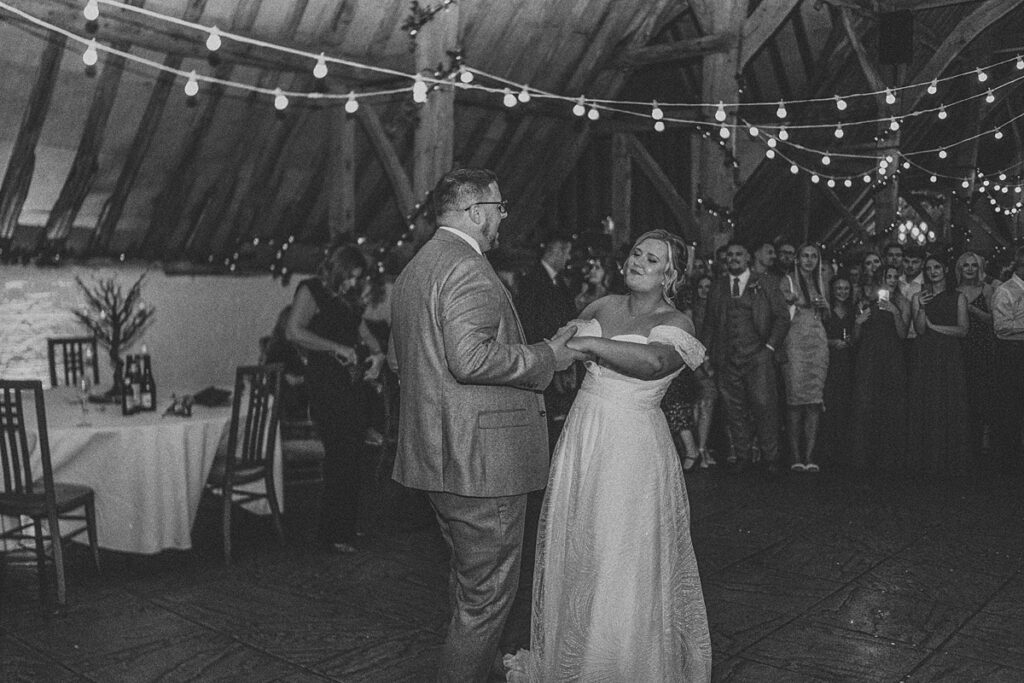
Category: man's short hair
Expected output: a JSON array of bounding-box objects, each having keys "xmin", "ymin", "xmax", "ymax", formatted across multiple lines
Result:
[
  {"xmin": 543, "ymin": 235, "xmax": 573, "ymax": 255},
  {"xmin": 884, "ymin": 242, "xmax": 904, "ymax": 254},
  {"xmin": 751, "ymin": 240, "xmax": 774, "ymax": 254},
  {"xmin": 715, "ymin": 244, "xmax": 729, "ymax": 256},
  {"xmin": 432, "ymin": 168, "xmax": 498, "ymax": 218},
  {"xmin": 724, "ymin": 240, "xmax": 749, "ymax": 254}
]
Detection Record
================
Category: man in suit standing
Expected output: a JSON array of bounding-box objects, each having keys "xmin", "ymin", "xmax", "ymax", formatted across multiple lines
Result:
[
  {"xmin": 516, "ymin": 236, "xmax": 578, "ymax": 448},
  {"xmin": 390, "ymin": 168, "xmax": 581, "ymax": 682},
  {"xmin": 700, "ymin": 241, "xmax": 791, "ymax": 476}
]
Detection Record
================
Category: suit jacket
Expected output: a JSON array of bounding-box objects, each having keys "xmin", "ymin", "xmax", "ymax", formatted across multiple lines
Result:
[
  {"xmin": 390, "ymin": 230, "xmax": 555, "ymax": 497},
  {"xmin": 515, "ymin": 260, "xmax": 576, "ymax": 345},
  {"xmin": 700, "ymin": 271, "xmax": 791, "ymax": 369}
]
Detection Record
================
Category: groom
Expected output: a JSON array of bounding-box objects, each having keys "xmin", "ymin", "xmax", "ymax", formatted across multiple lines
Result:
[{"xmin": 390, "ymin": 168, "xmax": 581, "ymax": 682}]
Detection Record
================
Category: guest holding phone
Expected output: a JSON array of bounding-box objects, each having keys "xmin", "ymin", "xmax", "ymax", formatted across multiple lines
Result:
[
  {"xmin": 907, "ymin": 255, "xmax": 969, "ymax": 475},
  {"xmin": 848, "ymin": 265, "xmax": 908, "ymax": 469}
]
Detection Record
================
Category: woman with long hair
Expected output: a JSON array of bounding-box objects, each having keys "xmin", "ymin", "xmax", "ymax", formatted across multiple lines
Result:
[
  {"xmin": 848, "ymin": 264, "xmax": 909, "ymax": 469},
  {"xmin": 779, "ymin": 244, "xmax": 830, "ymax": 471},
  {"xmin": 286, "ymin": 244, "xmax": 384, "ymax": 553},
  {"xmin": 955, "ymin": 251, "xmax": 997, "ymax": 457},
  {"xmin": 574, "ymin": 254, "xmax": 621, "ymax": 312},
  {"xmin": 907, "ymin": 255, "xmax": 969, "ymax": 474},
  {"xmin": 820, "ymin": 274, "xmax": 855, "ymax": 464},
  {"xmin": 690, "ymin": 275, "xmax": 718, "ymax": 467}
]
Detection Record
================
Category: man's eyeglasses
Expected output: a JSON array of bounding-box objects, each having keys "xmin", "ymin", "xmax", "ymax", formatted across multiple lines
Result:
[{"xmin": 462, "ymin": 200, "xmax": 509, "ymax": 216}]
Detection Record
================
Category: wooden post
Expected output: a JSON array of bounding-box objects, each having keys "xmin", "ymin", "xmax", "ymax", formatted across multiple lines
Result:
[
  {"xmin": 694, "ymin": 0, "xmax": 745, "ymax": 257},
  {"xmin": 412, "ymin": 2, "xmax": 458, "ymax": 242},
  {"xmin": 610, "ymin": 134, "xmax": 632, "ymax": 249},
  {"xmin": 0, "ymin": 34, "xmax": 65, "ymax": 241},
  {"xmin": 328, "ymin": 106, "xmax": 357, "ymax": 241}
]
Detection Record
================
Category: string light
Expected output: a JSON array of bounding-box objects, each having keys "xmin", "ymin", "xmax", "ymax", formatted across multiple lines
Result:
[
  {"xmin": 313, "ymin": 53, "xmax": 328, "ymax": 79},
  {"xmin": 834, "ymin": 123, "xmax": 844, "ymax": 139},
  {"xmin": 651, "ymin": 101, "xmax": 663, "ymax": 120},
  {"xmin": 502, "ymin": 88, "xmax": 516, "ymax": 107},
  {"xmin": 863, "ymin": 174, "xmax": 872, "ymax": 183},
  {"xmin": 844, "ymin": 179, "xmax": 853, "ymax": 188},
  {"xmin": 412, "ymin": 74, "xmax": 428, "ymax": 103},
  {"xmin": 206, "ymin": 26, "xmax": 222, "ymax": 52},
  {"xmin": 776, "ymin": 101, "xmax": 787, "ymax": 119},
  {"xmin": 885, "ymin": 88, "xmax": 896, "ymax": 105},
  {"xmin": 273, "ymin": 88, "xmax": 288, "ymax": 110},
  {"xmin": 938, "ymin": 104, "xmax": 948, "ymax": 120},
  {"xmin": 811, "ymin": 174, "xmax": 820, "ymax": 184},
  {"xmin": 985, "ymin": 89, "xmax": 995, "ymax": 104},
  {"xmin": 82, "ymin": 38, "xmax": 98, "ymax": 66},
  {"xmin": 834, "ymin": 95, "xmax": 847, "ymax": 111},
  {"xmin": 778, "ymin": 126, "xmax": 789, "ymax": 141},
  {"xmin": 927, "ymin": 79, "xmax": 938, "ymax": 95},
  {"xmin": 83, "ymin": 0, "xmax": 99, "ymax": 21},
  {"xmin": 587, "ymin": 104, "xmax": 600, "ymax": 121},
  {"xmin": 1017, "ymin": 55, "xmax": 1024, "ymax": 71},
  {"xmin": 976, "ymin": 67, "xmax": 988, "ymax": 82},
  {"xmin": 748, "ymin": 125, "xmax": 759, "ymax": 137},
  {"xmin": 766, "ymin": 137, "xmax": 777, "ymax": 148},
  {"xmin": 938, "ymin": 149, "xmax": 947, "ymax": 159},
  {"xmin": 790, "ymin": 164, "xmax": 799, "ymax": 174},
  {"xmin": 827, "ymin": 178, "xmax": 836, "ymax": 188},
  {"xmin": 517, "ymin": 86, "xmax": 531, "ymax": 103},
  {"xmin": 653, "ymin": 120, "xmax": 665, "ymax": 132},
  {"xmin": 994, "ymin": 128, "xmax": 1004, "ymax": 140},
  {"xmin": 715, "ymin": 101, "xmax": 726, "ymax": 122},
  {"xmin": 719, "ymin": 124, "xmax": 730, "ymax": 139},
  {"xmin": 184, "ymin": 70, "xmax": 199, "ymax": 97},
  {"xmin": 821, "ymin": 154, "xmax": 831, "ymax": 166},
  {"xmin": 344, "ymin": 91, "xmax": 359, "ymax": 113},
  {"xmin": 572, "ymin": 96, "xmax": 586, "ymax": 117},
  {"xmin": 765, "ymin": 148, "xmax": 776, "ymax": 159},
  {"xmin": 889, "ymin": 117, "xmax": 900, "ymax": 132},
  {"xmin": 458, "ymin": 66, "xmax": 473, "ymax": 83}
]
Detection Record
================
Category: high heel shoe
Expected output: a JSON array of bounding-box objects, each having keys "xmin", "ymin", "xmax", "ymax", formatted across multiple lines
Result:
[
  {"xmin": 682, "ymin": 453, "xmax": 699, "ymax": 472},
  {"xmin": 699, "ymin": 448, "xmax": 716, "ymax": 467}
]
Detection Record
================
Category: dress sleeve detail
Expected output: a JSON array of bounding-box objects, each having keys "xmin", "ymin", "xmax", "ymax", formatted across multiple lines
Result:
[{"xmin": 648, "ymin": 325, "xmax": 706, "ymax": 370}]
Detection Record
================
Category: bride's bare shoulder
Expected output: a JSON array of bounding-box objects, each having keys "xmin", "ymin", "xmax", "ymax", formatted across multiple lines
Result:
[
  {"xmin": 580, "ymin": 294, "xmax": 626, "ymax": 321},
  {"xmin": 654, "ymin": 308, "xmax": 695, "ymax": 335}
]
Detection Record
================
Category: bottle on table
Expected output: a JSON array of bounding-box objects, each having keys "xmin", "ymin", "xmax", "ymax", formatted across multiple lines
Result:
[
  {"xmin": 139, "ymin": 345, "xmax": 157, "ymax": 412},
  {"xmin": 121, "ymin": 356, "xmax": 138, "ymax": 416}
]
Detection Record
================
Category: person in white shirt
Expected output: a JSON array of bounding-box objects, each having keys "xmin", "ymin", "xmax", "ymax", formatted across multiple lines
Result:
[{"xmin": 991, "ymin": 246, "xmax": 1024, "ymax": 472}]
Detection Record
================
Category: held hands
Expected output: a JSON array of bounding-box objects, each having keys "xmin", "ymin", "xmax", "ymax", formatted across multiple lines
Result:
[
  {"xmin": 363, "ymin": 353, "xmax": 385, "ymax": 382},
  {"xmin": 334, "ymin": 344, "xmax": 358, "ymax": 366},
  {"xmin": 545, "ymin": 324, "xmax": 586, "ymax": 371},
  {"xmin": 877, "ymin": 299, "xmax": 897, "ymax": 314}
]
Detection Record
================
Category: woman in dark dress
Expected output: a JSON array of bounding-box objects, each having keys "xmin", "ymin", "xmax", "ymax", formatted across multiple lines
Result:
[
  {"xmin": 821, "ymin": 274, "xmax": 855, "ymax": 465},
  {"xmin": 907, "ymin": 255, "xmax": 969, "ymax": 475},
  {"xmin": 955, "ymin": 251, "xmax": 996, "ymax": 458},
  {"xmin": 848, "ymin": 265, "xmax": 909, "ymax": 469},
  {"xmin": 286, "ymin": 245, "xmax": 384, "ymax": 552}
]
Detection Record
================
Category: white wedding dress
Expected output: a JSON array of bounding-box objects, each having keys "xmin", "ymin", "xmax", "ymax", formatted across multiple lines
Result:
[{"xmin": 507, "ymin": 319, "xmax": 712, "ymax": 682}]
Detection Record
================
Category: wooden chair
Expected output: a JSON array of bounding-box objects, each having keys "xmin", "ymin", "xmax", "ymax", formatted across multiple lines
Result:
[
  {"xmin": 46, "ymin": 337, "xmax": 100, "ymax": 388},
  {"xmin": 204, "ymin": 364, "xmax": 285, "ymax": 564},
  {"xmin": 0, "ymin": 380, "xmax": 100, "ymax": 606}
]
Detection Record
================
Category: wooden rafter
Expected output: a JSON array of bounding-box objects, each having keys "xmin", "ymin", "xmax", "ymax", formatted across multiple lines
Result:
[
  {"xmin": 615, "ymin": 33, "xmax": 736, "ymax": 69},
  {"xmin": 838, "ymin": 6, "xmax": 888, "ymax": 98},
  {"xmin": 790, "ymin": 8, "xmax": 817, "ymax": 82},
  {"xmin": 623, "ymin": 134, "xmax": 701, "ymax": 241},
  {"xmin": 356, "ymin": 103, "xmax": 416, "ymax": 219},
  {"xmin": 739, "ymin": 0, "xmax": 803, "ymax": 68},
  {"xmin": 0, "ymin": 33, "xmax": 65, "ymax": 241}
]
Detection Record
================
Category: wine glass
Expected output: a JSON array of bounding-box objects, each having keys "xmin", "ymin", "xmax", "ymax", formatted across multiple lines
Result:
[{"xmin": 77, "ymin": 374, "xmax": 93, "ymax": 414}]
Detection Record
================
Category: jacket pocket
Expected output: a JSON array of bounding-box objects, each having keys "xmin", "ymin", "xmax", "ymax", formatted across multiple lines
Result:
[{"xmin": 477, "ymin": 408, "xmax": 531, "ymax": 429}]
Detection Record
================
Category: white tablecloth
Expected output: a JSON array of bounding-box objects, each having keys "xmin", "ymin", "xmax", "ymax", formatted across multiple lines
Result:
[{"xmin": 16, "ymin": 388, "xmax": 283, "ymax": 555}]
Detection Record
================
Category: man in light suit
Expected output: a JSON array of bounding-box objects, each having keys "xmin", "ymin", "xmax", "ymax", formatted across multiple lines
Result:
[{"xmin": 390, "ymin": 168, "xmax": 581, "ymax": 682}]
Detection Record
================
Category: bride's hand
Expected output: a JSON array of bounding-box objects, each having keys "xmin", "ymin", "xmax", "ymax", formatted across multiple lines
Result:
[{"xmin": 566, "ymin": 336, "xmax": 593, "ymax": 356}]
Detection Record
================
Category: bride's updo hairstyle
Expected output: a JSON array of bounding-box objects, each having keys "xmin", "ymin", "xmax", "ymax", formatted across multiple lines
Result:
[{"xmin": 631, "ymin": 229, "xmax": 689, "ymax": 303}]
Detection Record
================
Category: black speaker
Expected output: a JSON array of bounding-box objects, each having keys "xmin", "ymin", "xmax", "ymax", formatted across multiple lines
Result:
[{"xmin": 878, "ymin": 10, "xmax": 913, "ymax": 65}]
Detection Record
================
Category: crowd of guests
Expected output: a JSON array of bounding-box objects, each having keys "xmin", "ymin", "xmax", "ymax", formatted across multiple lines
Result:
[{"xmin": 261, "ymin": 231, "xmax": 1024, "ymax": 548}]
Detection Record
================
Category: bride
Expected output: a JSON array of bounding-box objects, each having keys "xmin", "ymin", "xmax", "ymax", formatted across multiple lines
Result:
[{"xmin": 507, "ymin": 230, "xmax": 712, "ymax": 681}]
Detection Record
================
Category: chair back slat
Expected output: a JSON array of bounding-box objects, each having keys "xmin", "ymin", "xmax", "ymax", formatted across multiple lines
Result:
[
  {"xmin": 224, "ymin": 365, "xmax": 282, "ymax": 475},
  {"xmin": 0, "ymin": 380, "xmax": 56, "ymax": 502},
  {"xmin": 46, "ymin": 337, "xmax": 100, "ymax": 388}
]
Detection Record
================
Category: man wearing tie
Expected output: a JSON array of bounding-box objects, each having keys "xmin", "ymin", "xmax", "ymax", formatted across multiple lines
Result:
[{"xmin": 700, "ymin": 241, "xmax": 791, "ymax": 475}]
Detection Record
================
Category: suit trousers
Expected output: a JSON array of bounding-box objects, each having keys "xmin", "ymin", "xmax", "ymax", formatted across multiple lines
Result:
[
  {"xmin": 992, "ymin": 339, "xmax": 1024, "ymax": 471},
  {"xmin": 428, "ymin": 490, "xmax": 528, "ymax": 683},
  {"xmin": 716, "ymin": 350, "xmax": 780, "ymax": 464}
]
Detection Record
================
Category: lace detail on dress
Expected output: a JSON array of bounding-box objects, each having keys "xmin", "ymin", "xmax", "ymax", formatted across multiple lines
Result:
[{"xmin": 648, "ymin": 324, "xmax": 706, "ymax": 370}]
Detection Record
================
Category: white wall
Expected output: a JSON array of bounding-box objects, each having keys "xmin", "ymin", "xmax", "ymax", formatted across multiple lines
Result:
[{"xmin": 0, "ymin": 265, "xmax": 295, "ymax": 392}]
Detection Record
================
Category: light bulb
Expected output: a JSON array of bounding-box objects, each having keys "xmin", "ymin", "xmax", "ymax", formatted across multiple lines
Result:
[
  {"xmin": 976, "ymin": 67, "xmax": 987, "ymax": 82},
  {"xmin": 206, "ymin": 26, "xmax": 222, "ymax": 52},
  {"xmin": 938, "ymin": 149, "xmax": 947, "ymax": 159},
  {"xmin": 938, "ymin": 105, "xmax": 947, "ymax": 120},
  {"xmin": 844, "ymin": 179, "xmax": 853, "ymax": 188},
  {"xmin": 822, "ymin": 154, "xmax": 831, "ymax": 166},
  {"xmin": 1017, "ymin": 55, "xmax": 1024, "ymax": 71},
  {"xmin": 313, "ymin": 53, "xmax": 328, "ymax": 79},
  {"xmin": 889, "ymin": 117, "xmax": 900, "ymax": 132},
  {"xmin": 903, "ymin": 161, "xmax": 911, "ymax": 170},
  {"xmin": 715, "ymin": 101, "xmax": 726, "ymax": 122},
  {"xmin": 999, "ymin": 173, "xmax": 1007, "ymax": 181},
  {"xmin": 766, "ymin": 137, "xmax": 777, "ymax": 148},
  {"xmin": 930, "ymin": 175, "xmax": 937, "ymax": 183},
  {"xmin": 651, "ymin": 101, "xmax": 663, "ymax": 120},
  {"xmin": 834, "ymin": 123, "xmax": 844, "ymax": 139},
  {"xmin": 885, "ymin": 88, "xmax": 896, "ymax": 105},
  {"xmin": 344, "ymin": 91, "xmax": 359, "ymax": 113},
  {"xmin": 834, "ymin": 95, "xmax": 847, "ymax": 111},
  {"xmin": 811, "ymin": 174, "xmax": 820, "ymax": 184},
  {"xmin": 927, "ymin": 79, "xmax": 938, "ymax": 95},
  {"xmin": 776, "ymin": 101, "xmax": 787, "ymax": 119},
  {"xmin": 863, "ymin": 174, "xmax": 872, "ymax": 183},
  {"xmin": 719, "ymin": 124, "xmax": 730, "ymax": 139},
  {"xmin": 995, "ymin": 129, "xmax": 1004, "ymax": 140},
  {"xmin": 502, "ymin": 88, "xmax": 517, "ymax": 108},
  {"xmin": 184, "ymin": 70, "xmax": 199, "ymax": 97},
  {"xmin": 82, "ymin": 39, "xmax": 98, "ymax": 66},
  {"xmin": 517, "ymin": 87, "xmax": 530, "ymax": 103},
  {"xmin": 985, "ymin": 89, "xmax": 995, "ymax": 104},
  {"xmin": 84, "ymin": 0, "xmax": 99, "ymax": 21},
  {"xmin": 587, "ymin": 105, "xmax": 599, "ymax": 121},
  {"xmin": 827, "ymin": 178, "xmax": 836, "ymax": 188},
  {"xmin": 459, "ymin": 67, "xmax": 473, "ymax": 84},
  {"xmin": 765, "ymin": 148, "xmax": 775, "ymax": 159},
  {"xmin": 778, "ymin": 126, "xmax": 789, "ymax": 141},
  {"xmin": 572, "ymin": 97, "xmax": 586, "ymax": 117},
  {"xmin": 273, "ymin": 88, "xmax": 288, "ymax": 111},
  {"xmin": 412, "ymin": 75, "xmax": 428, "ymax": 103},
  {"xmin": 654, "ymin": 120, "xmax": 665, "ymax": 133},
  {"xmin": 790, "ymin": 164, "xmax": 799, "ymax": 175}
]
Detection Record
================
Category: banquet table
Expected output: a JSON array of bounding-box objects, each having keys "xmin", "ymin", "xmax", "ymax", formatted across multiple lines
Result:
[{"xmin": 15, "ymin": 387, "xmax": 283, "ymax": 555}]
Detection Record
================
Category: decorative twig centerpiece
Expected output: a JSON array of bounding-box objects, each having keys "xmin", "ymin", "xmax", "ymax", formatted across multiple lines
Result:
[{"xmin": 71, "ymin": 274, "xmax": 155, "ymax": 398}]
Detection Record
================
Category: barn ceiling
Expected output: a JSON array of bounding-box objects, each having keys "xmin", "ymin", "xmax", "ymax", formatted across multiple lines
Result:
[{"xmin": 0, "ymin": 0, "xmax": 1021, "ymax": 271}]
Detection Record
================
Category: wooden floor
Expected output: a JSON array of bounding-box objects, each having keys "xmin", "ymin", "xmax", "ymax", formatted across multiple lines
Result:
[{"xmin": 2, "ymin": 458, "xmax": 1023, "ymax": 682}]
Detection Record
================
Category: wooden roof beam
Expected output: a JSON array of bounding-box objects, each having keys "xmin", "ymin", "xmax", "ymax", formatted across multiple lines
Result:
[
  {"xmin": 623, "ymin": 134, "xmax": 701, "ymax": 242},
  {"xmin": 615, "ymin": 33, "xmax": 736, "ymax": 69},
  {"xmin": 0, "ymin": 0, "xmax": 409, "ymax": 85}
]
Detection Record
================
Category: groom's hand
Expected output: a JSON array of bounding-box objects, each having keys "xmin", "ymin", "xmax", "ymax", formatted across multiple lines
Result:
[{"xmin": 546, "ymin": 325, "xmax": 586, "ymax": 371}]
